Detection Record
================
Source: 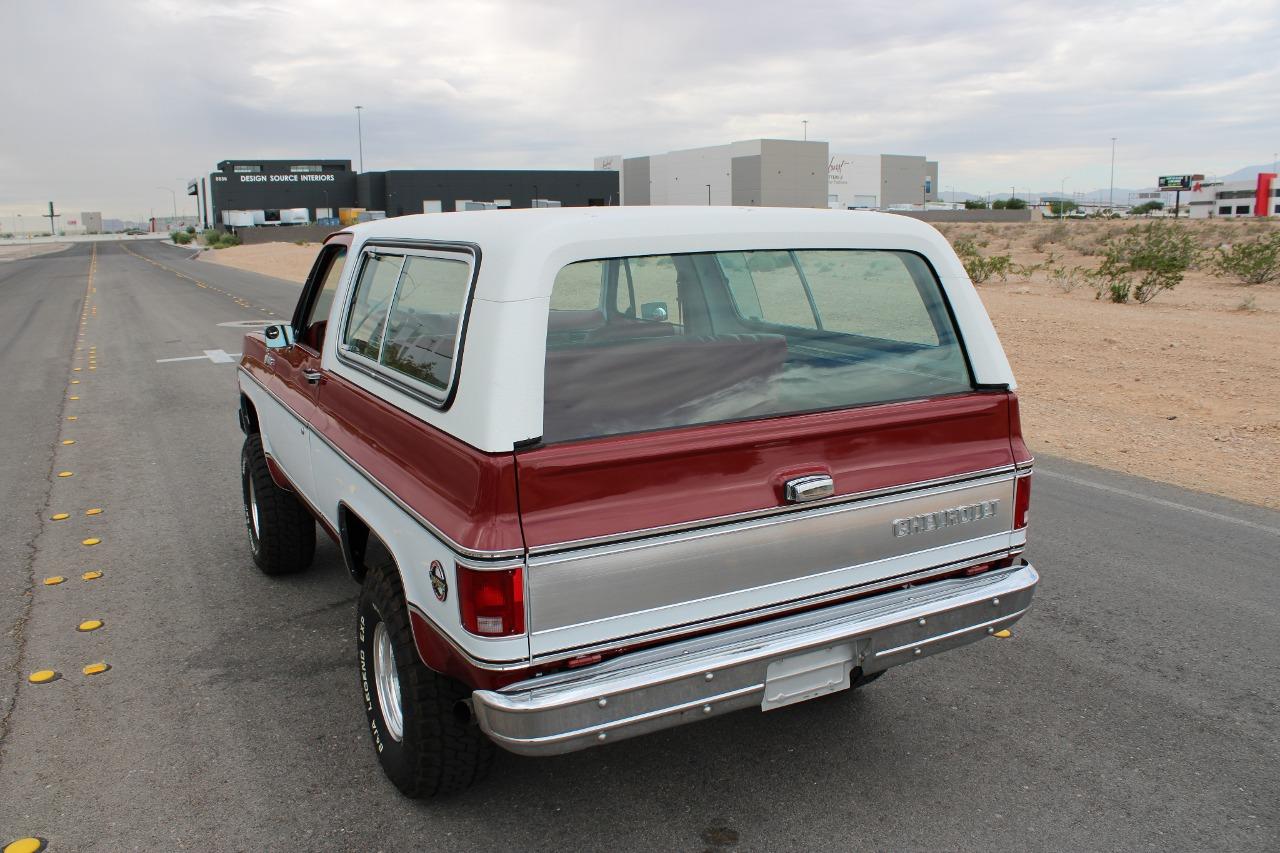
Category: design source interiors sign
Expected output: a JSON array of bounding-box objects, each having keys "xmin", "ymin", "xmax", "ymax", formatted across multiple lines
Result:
[{"xmin": 239, "ymin": 174, "xmax": 337, "ymax": 183}]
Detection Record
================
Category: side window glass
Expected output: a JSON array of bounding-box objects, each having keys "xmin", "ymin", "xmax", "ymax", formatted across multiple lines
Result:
[
  {"xmin": 621, "ymin": 255, "xmax": 681, "ymax": 326},
  {"xmin": 550, "ymin": 260, "xmax": 604, "ymax": 310},
  {"xmin": 379, "ymin": 255, "xmax": 471, "ymax": 391},
  {"xmin": 800, "ymin": 250, "xmax": 942, "ymax": 345},
  {"xmin": 743, "ymin": 251, "xmax": 816, "ymax": 329},
  {"xmin": 299, "ymin": 246, "xmax": 347, "ymax": 349},
  {"xmin": 343, "ymin": 253, "xmax": 403, "ymax": 360},
  {"xmin": 717, "ymin": 252, "xmax": 762, "ymax": 320}
]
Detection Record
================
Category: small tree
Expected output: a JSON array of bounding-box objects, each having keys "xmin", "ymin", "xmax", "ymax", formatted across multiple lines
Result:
[
  {"xmin": 1090, "ymin": 222, "xmax": 1199, "ymax": 303},
  {"xmin": 963, "ymin": 199, "xmax": 988, "ymax": 210},
  {"xmin": 1129, "ymin": 201, "xmax": 1164, "ymax": 215},
  {"xmin": 991, "ymin": 199, "xmax": 1007, "ymax": 210},
  {"xmin": 1003, "ymin": 197, "xmax": 1027, "ymax": 210},
  {"xmin": 1048, "ymin": 200, "xmax": 1079, "ymax": 216},
  {"xmin": 1213, "ymin": 233, "xmax": 1280, "ymax": 285}
]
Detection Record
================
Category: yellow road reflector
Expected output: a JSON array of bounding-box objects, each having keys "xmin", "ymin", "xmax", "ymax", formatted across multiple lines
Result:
[
  {"xmin": 43, "ymin": 576, "xmax": 66, "ymax": 586},
  {"xmin": 27, "ymin": 670, "xmax": 58, "ymax": 684},
  {"xmin": 85, "ymin": 507, "xmax": 103, "ymax": 516},
  {"xmin": 68, "ymin": 395, "xmax": 79, "ymax": 400},
  {"xmin": 88, "ymin": 366, "xmax": 96, "ymax": 370},
  {"xmin": 82, "ymin": 570, "xmax": 103, "ymax": 581},
  {"xmin": 77, "ymin": 619, "xmax": 104, "ymax": 632},
  {"xmin": 81, "ymin": 537, "xmax": 101, "ymax": 546},
  {"xmin": 67, "ymin": 415, "xmax": 78, "ymax": 421},
  {"xmin": 70, "ymin": 380, "xmax": 80, "ymax": 385},
  {"xmin": 50, "ymin": 512, "xmax": 70, "ymax": 521},
  {"xmin": 3, "ymin": 836, "xmax": 47, "ymax": 853},
  {"xmin": 73, "ymin": 367, "xmax": 82, "ymax": 372},
  {"xmin": 83, "ymin": 662, "xmax": 110, "ymax": 676},
  {"xmin": 993, "ymin": 629, "xmax": 1012, "ymax": 639},
  {"xmin": 62, "ymin": 439, "xmax": 76, "ymax": 445},
  {"xmin": 57, "ymin": 471, "xmax": 74, "ymax": 478}
]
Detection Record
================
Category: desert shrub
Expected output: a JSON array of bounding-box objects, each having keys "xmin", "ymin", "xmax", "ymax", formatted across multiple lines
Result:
[
  {"xmin": 185, "ymin": 225, "xmax": 196, "ymax": 235},
  {"xmin": 1129, "ymin": 201, "xmax": 1164, "ymax": 215},
  {"xmin": 1089, "ymin": 222, "xmax": 1200, "ymax": 303},
  {"xmin": 963, "ymin": 199, "xmax": 988, "ymax": 210},
  {"xmin": 1048, "ymin": 264, "xmax": 1086, "ymax": 292},
  {"xmin": 201, "ymin": 229, "xmax": 241, "ymax": 248},
  {"xmin": 1236, "ymin": 294, "xmax": 1258, "ymax": 312},
  {"xmin": 172, "ymin": 231, "xmax": 192, "ymax": 245},
  {"xmin": 953, "ymin": 237, "xmax": 1013, "ymax": 284},
  {"xmin": 1214, "ymin": 233, "xmax": 1280, "ymax": 285}
]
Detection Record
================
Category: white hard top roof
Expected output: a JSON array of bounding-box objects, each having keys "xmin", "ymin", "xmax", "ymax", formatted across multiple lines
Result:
[{"xmin": 344, "ymin": 206, "xmax": 968, "ymax": 303}]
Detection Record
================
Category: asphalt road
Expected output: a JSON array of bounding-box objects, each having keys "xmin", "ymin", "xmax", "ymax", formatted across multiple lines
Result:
[{"xmin": 1, "ymin": 240, "xmax": 1277, "ymax": 852}]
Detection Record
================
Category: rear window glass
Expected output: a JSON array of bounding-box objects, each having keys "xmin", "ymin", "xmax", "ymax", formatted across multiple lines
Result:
[
  {"xmin": 341, "ymin": 248, "xmax": 473, "ymax": 398},
  {"xmin": 543, "ymin": 249, "xmax": 971, "ymax": 443}
]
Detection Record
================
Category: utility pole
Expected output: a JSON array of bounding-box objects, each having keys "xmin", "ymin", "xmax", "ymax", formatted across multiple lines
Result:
[
  {"xmin": 156, "ymin": 186, "xmax": 177, "ymax": 221},
  {"xmin": 706, "ymin": 184, "xmax": 712, "ymax": 205},
  {"xmin": 44, "ymin": 202, "xmax": 60, "ymax": 236},
  {"xmin": 355, "ymin": 106, "xmax": 365, "ymax": 173},
  {"xmin": 802, "ymin": 120, "xmax": 808, "ymax": 141},
  {"xmin": 1109, "ymin": 137, "xmax": 1117, "ymax": 209}
]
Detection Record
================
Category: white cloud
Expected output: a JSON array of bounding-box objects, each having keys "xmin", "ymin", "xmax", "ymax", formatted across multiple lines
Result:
[{"xmin": 2, "ymin": 0, "xmax": 1278, "ymax": 217}]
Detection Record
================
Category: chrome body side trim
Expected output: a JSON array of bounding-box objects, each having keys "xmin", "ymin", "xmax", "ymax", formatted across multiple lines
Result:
[
  {"xmin": 472, "ymin": 563, "xmax": 1038, "ymax": 756},
  {"xmin": 238, "ymin": 368, "xmax": 525, "ymax": 561},
  {"xmin": 525, "ymin": 463, "xmax": 1017, "ymax": 556}
]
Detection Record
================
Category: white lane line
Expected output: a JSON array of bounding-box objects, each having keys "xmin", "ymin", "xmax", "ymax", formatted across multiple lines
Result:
[
  {"xmin": 1039, "ymin": 469, "xmax": 1280, "ymax": 538},
  {"xmin": 156, "ymin": 350, "xmax": 242, "ymax": 364}
]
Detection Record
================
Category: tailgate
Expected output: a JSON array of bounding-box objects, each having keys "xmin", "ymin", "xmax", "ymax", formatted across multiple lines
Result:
[{"xmin": 515, "ymin": 391, "xmax": 1018, "ymax": 657}]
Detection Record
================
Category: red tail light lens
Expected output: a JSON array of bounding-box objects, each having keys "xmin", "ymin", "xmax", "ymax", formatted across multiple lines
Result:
[
  {"xmin": 1014, "ymin": 473, "xmax": 1032, "ymax": 530},
  {"xmin": 456, "ymin": 564, "xmax": 525, "ymax": 637}
]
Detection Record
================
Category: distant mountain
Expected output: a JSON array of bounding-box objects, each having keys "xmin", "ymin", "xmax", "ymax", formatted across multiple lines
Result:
[{"xmin": 1220, "ymin": 162, "xmax": 1280, "ymax": 182}]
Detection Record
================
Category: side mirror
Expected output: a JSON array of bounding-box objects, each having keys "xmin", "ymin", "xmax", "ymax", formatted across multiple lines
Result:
[
  {"xmin": 641, "ymin": 301, "xmax": 669, "ymax": 322},
  {"xmin": 263, "ymin": 323, "xmax": 295, "ymax": 350}
]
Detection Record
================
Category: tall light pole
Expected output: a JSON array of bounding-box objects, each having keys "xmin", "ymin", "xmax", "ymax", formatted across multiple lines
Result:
[
  {"xmin": 1060, "ymin": 177, "xmax": 1069, "ymax": 217},
  {"xmin": 802, "ymin": 120, "xmax": 808, "ymax": 141},
  {"xmin": 1109, "ymin": 137, "xmax": 1117, "ymax": 209},
  {"xmin": 156, "ymin": 186, "xmax": 177, "ymax": 221},
  {"xmin": 706, "ymin": 184, "xmax": 712, "ymax": 205},
  {"xmin": 354, "ymin": 106, "xmax": 365, "ymax": 173}
]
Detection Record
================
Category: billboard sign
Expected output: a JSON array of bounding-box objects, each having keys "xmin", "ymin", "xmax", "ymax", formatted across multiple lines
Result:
[{"xmin": 1158, "ymin": 175, "xmax": 1193, "ymax": 190}]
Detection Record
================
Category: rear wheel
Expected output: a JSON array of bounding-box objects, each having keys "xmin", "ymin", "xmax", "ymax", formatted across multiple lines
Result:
[
  {"xmin": 357, "ymin": 559, "xmax": 494, "ymax": 798},
  {"xmin": 240, "ymin": 433, "xmax": 315, "ymax": 575}
]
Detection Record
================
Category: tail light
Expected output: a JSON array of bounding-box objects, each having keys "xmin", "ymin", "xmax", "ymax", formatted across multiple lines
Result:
[
  {"xmin": 1014, "ymin": 472, "xmax": 1032, "ymax": 530},
  {"xmin": 456, "ymin": 564, "xmax": 525, "ymax": 637}
]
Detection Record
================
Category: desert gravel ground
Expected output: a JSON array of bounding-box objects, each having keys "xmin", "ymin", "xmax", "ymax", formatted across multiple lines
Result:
[{"xmin": 200, "ymin": 217, "xmax": 1280, "ymax": 510}]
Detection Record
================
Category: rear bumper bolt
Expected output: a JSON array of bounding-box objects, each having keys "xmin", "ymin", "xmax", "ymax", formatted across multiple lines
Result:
[
  {"xmin": 704, "ymin": 672, "xmax": 714, "ymax": 682},
  {"xmin": 918, "ymin": 618, "xmax": 927, "ymax": 626},
  {"xmin": 597, "ymin": 698, "xmax": 608, "ymax": 709},
  {"xmin": 913, "ymin": 648, "xmax": 922, "ymax": 656},
  {"xmin": 992, "ymin": 597, "xmax": 1001, "ymax": 606},
  {"xmin": 702, "ymin": 704, "xmax": 712, "ymax": 714}
]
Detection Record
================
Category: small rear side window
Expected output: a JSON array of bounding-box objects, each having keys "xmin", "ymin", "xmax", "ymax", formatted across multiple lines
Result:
[{"xmin": 341, "ymin": 247, "xmax": 475, "ymax": 400}]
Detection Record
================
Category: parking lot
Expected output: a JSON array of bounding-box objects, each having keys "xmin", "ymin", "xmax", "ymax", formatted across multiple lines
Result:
[{"xmin": 1, "ymin": 240, "xmax": 1278, "ymax": 851}]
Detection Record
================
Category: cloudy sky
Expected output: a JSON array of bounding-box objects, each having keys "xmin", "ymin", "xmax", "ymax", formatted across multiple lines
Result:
[{"xmin": 3, "ymin": 0, "xmax": 1278, "ymax": 220}]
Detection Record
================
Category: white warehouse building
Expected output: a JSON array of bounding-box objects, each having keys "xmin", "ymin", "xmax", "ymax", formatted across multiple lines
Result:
[{"xmin": 595, "ymin": 140, "xmax": 938, "ymax": 210}]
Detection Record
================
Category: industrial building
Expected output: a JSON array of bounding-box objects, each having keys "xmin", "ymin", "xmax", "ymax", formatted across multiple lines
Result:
[
  {"xmin": 1184, "ymin": 173, "xmax": 1279, "ymax": 219},
  {"xmin": 826, "ymin": 153, "xmax": 939, "ymax": 208},
  {"xmin": 207, "ymin": 159, "xmax": 618, "ymax": 226},
  {"xmin": 597, "ymin": 140, "xmax": 938, "ymax": 210}
]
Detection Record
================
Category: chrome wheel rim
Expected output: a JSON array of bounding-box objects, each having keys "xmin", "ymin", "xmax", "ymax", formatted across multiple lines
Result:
[
  {"xmin": 247, "ymin": 478, "xmax": 260, "ymax": 538},
  {"xmin": 372, "ymin": 620, "xmax": 404, "ymax": 742}
]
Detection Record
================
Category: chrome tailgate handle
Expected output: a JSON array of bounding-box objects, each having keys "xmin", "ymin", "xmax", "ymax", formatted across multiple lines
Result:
[{"xmin": 784, "ymin": 475, "xmax": 834, "ymax": 503}]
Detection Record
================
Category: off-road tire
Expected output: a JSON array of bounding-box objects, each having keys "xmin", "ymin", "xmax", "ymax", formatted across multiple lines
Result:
[
  {"xmin": 358, "ymin": 560, "xmax": 495, "ymax": 798},
  {"xmin": 240, "ymin": 433, "xmax": 316, "ymax": 575}
]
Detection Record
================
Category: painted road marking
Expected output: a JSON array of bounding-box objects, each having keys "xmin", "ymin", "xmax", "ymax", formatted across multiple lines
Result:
[
  {"xmin": 217, "ymin": 319, "xmax": 272, "ymax": 328},
  {"xmin": 1039, "ymin": 469, "xmax": 1280, "ymax": 539},
  {"xmin": 156, "ymin": 350, "xmax": 242, "ymax": 364}
]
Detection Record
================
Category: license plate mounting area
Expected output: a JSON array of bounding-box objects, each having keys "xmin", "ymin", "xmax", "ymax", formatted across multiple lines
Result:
[{"xmin": 761, "ymin": 642, "xmax": 864, "ymax": 711}]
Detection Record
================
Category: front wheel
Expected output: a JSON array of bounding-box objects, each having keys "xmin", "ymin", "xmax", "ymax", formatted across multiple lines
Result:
[
  {"xmin": 240, "ymin": 433, "xmax": 315, "ymax": 575},
  {"xmin": 357, "ymin": 560, "xmax": 494, "ymax": 798}
]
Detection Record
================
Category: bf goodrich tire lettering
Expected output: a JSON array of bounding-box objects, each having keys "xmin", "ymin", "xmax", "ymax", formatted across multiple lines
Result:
[
  {"xmin": 357, "ymin": 560, "xmax": 494, "ymax": 798},
  {"xmin": 240, "ymin": 433, "xmax": 316, "ymax": 575}
]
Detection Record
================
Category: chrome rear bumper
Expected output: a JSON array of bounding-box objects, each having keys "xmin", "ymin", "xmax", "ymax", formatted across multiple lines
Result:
[{"xmin": 472, "ymin": 563, "xmax": 1038, "ymax": 756}]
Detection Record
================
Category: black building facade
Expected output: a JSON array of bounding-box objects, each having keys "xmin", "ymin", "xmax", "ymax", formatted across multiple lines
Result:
[{"xmin": 210, "ymin": 159, "xmax": 619, "ymax": 225}]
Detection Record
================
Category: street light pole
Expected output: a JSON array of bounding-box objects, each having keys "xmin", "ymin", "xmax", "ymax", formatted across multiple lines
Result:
[
  {"xmin": 156, "ymin": 186, "xmax": 177, "ymax": 221},
  {"xmin": 1109, "ymin": 137, "xmax": 1117, "ymax": 209},
  {"xmin": 706, "ymin": 184, "xmax": 712, "ymax": 205},
  {"xmin": 354, "ymin": 106, "xmax": 365, "ymax": 173},
  {"xmin": 1059, "ymin": 177, "xmax": 1069, "ymax": 217},
  {"xmin": 802, "ymin": 120, "xmax": 808, "ymax": 141}
]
